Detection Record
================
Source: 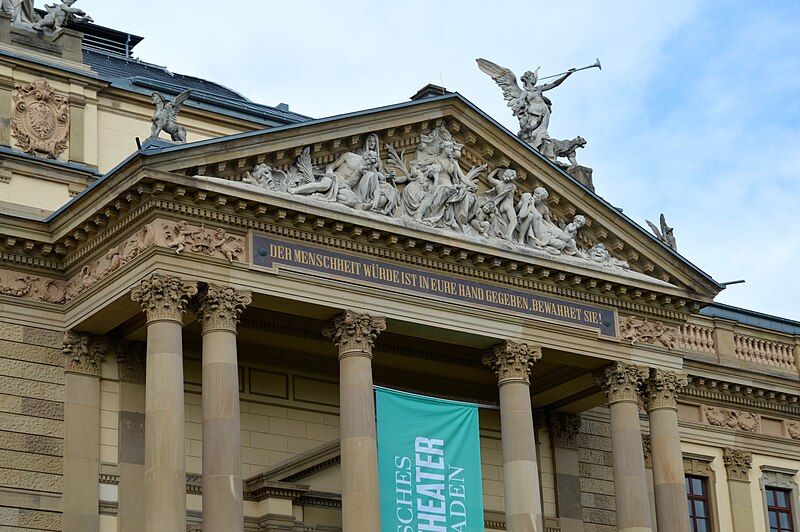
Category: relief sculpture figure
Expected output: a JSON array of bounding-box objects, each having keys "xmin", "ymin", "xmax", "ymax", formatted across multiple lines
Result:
[
  {"xmin": 234, "ymin": 125, "xmax": 633, "ymax": 273},
  {"xmin": 476, "ymin": 58, "xmax": 577, "ymax": 150}
]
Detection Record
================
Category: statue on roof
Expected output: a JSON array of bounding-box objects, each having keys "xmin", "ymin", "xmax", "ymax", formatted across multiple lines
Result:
[
  {"xmin": 32, "ymin": 0, "xmax": 93, "ymax": 32},
  {"xmin": 148, "ymin": 90, "xmax": 192, "ymax": 143},
  {"xmin": 1, "ymin": 0, "xmax": 38, "ymax": 24},
  {"xmin": 477, "ymin": 58, "xmax": 577, "ymax": 150},
  {"xmin": 477, "ymin": 58, "xmax": 599, "ymax": 181},
  {"xmin": 646, "ymin": 214, "xmax": 678, "ymax": 251}
]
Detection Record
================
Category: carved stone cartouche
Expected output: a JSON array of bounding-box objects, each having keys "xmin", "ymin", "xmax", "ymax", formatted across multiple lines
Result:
[{"xmin": 11, "ymin": 78, "xmax": 69, "ymax": 160}]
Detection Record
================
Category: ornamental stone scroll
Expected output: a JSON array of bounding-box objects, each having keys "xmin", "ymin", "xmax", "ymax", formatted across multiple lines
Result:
[{"xmin": 482, "ymin": 339, "xmax": 542, "ymax": 385}]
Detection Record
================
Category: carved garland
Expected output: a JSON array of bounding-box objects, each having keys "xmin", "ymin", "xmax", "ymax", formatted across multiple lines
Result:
[{"xmin": 11, "ymin": 78, "xmax": 69, "ymax": 160}]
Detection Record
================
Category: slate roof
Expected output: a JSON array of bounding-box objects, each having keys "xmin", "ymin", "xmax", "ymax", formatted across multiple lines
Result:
[
  {"xmin": 82, "ymin": 49, "xmax": 311, "ymax": 127},
  {"xmin": 700, "ymin": 303, "xmax": 800, "ymax": 336}
]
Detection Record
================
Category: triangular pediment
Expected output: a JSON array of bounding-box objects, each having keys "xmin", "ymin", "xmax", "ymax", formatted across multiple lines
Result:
[{"xmin": 62, "ymin": 93, "xmax": 721, "ymax": 305}]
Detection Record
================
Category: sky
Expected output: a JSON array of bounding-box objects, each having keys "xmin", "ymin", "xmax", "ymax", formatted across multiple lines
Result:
[{"xmin": 77, "ymin": 0, "xmax": 800, "ymax": 320}]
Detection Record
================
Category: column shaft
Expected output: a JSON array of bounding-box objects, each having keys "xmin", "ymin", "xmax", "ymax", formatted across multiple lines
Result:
[
  {"xmin": 201, "ymin": 329, "xmax": 243, "ymax": 530},
  {"xmin": 196, "ymin": 284, "xmax": 250, "ymax": 532},
  {"xmin": 484, "ymin": 340, "xmax": 544, "ymax": 532},
  {"xmin": 61, "ymin": 332, "xmax": 106, "ymax": 532},
  {"xmin": 500, "ymin": 381, "xmax": 543, "ymax": 531},
  {"xmin": 548, "ymin": 413, "xmax": 583, "ymax": 532},
  {"xmin": 644, "ymin": 369, "xmax": 690, "ymax": 532},
  {"xmin": 144, "ymin": 319, "xmax": 187, "ymax": 532},
  {"xmin": 598, "ymin": 363, "xmax": 652, "ymax": 532},
  {"xmin": 324, "ymin": 310, "xmax": 386, "ymax": 532},
  {"xmin": 724, "ymin": 448, "xmax": 756, "ymax": 532},
  {"xmin": 132, "ymin": 274, "xmax": 197, "ymax": 532}
]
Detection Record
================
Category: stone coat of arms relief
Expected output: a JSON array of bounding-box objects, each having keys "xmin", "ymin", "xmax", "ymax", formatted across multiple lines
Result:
[{"xmin": 11, "ymin": 77, "xmax": 70, "ymax": 159}]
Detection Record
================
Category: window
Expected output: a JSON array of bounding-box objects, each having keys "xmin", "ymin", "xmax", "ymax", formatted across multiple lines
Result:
[
  {"xmin": 686, "ymin": 475, "xmax": 712, "ymax": 532},
  {"xmin": 767, "ymin": 487, "xmax": 795, "ymax": 532}
]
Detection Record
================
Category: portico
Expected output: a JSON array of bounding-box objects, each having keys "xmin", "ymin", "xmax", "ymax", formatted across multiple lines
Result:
[{"xmin": 50, "ymin": 94, "xmax": 716, "ymax": 532}]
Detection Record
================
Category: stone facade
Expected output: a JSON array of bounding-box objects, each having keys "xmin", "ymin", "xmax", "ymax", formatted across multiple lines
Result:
[{"xmin": 0, "ymin": 11, "xmax": 799, "ymax": 532}]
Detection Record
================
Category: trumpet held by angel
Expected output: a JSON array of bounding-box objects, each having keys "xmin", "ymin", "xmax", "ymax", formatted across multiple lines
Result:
[{"xmin": 476, "ymin": 57, "xmax": 600, "ymax": 151}]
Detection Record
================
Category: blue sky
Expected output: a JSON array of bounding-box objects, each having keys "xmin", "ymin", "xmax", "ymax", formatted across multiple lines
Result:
[{"xmin": 81, "ymin": 1, "xmax": 800, "ymax": 319}]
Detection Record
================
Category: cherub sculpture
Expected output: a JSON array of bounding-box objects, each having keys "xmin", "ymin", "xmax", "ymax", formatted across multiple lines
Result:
[
  {"xmin": 476, "ymin": 58, "xmax": 576, "ymax": 150},
  {"xmin": 32, "ymin": 0, "xmax": 93, "ymax": 32},
  {"xmin": 646, "ymin": 214, "xmax": 677, "ymax": 251},
  {"xmin": 148, "ymin": 90, "xmax": 192, "ymax": 143}
]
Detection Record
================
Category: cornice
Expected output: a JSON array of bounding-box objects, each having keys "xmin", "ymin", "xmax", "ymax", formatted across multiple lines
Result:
[{"xmin": 683, "ymin": 375, "xmax": 800, "ymax": 416}]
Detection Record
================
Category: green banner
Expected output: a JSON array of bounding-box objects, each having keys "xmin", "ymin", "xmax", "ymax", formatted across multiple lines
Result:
[{"xmin": 376, "ymin": 387, "xmax": 485, "ymax": 532}]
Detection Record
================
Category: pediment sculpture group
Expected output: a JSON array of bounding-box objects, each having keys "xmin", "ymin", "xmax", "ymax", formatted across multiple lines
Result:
[{"xmin": 240, "ymin": 126, "xmax": 629, "ymax": 271}]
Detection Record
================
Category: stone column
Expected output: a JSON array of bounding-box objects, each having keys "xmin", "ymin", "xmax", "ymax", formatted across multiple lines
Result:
[
  {"xmin": 548, "ymin": 412, "xmax": 583, "ymax": 532},
  {"xmin": 597, "ymin": 362, "xmax": 652, "ymax": 532},
  {"xmin": 131, "ymin": 274, "xmax": 197, "ymax": 532},
  {"xmin": 723, "ymin": 448, "xmax": 756, "ymax": 532},
  {"xmin": 642, "ymin": 369, "xmax": 690, "ymax": 532},
  {"xmin": 116, "ymin": 341, "xmax": 146, "ymax": 532},
  {"xmin": 483, "ymin": 340, "xmax": 544, "ymax": 532},
  {"xmin": 62, "ymin": 332, "xmax": 107, "ymax": 532},
  {"xmin": 323, "ymin": 310, "xmax": 386, "ymax": 532},
  {"xmin": 195, "ymin": 285, "xmax": 251, "ymax": 531}
]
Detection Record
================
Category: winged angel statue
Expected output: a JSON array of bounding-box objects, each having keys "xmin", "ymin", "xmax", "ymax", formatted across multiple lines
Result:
[
  {"xmin": 646, "ymin": 214, "xmax": 677, "ymax": 251},
  {"xmin": 148, "ymin": 90, "xmax": 192, "ymax": 143},
  {"xmin": 476, "ymin": 58, "xmax": 576, "ymax": 151}
]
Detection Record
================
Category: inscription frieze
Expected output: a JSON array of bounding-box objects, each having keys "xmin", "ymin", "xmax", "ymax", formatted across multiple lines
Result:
[{"xmin": 253, "ymin": 233, "xmax": 617, "ymax": 338}]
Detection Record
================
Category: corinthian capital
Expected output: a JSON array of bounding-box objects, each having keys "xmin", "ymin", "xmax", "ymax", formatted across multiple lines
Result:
[
  {"xmin": 115, "ymin": 340, "xmax": 145, "ymax": 383},
  {"xmin": 195, "ymin": 284, "xmax": 252, "ymax": 332},
  {"xmin": 131, "ymin": 273, "xmax": 197, "ymax": 322},
  {"xmin": 642, "ymin": 368, "xmax": 686, "ymax": 411},
  {"xmin": 548, "ymin": 411, "xmax": 582, "ymax": 448},
  {"xmin": 323, "ymin": 310, "xmax": 386, "ymax": 358},
  {"xmin": 596, "ymin": 362, "xmax": 644, "ymax": 404},
  {"xmin": 62, "ymin": 331, "xmax": 107, "ymax": 376},
  {"xmin": 723, "ymin": 448, "xmax": 752, "ymax": 481},
  {"xmin": 482, "ymin": 339, "xmax": 542, "ymax": 386}
]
